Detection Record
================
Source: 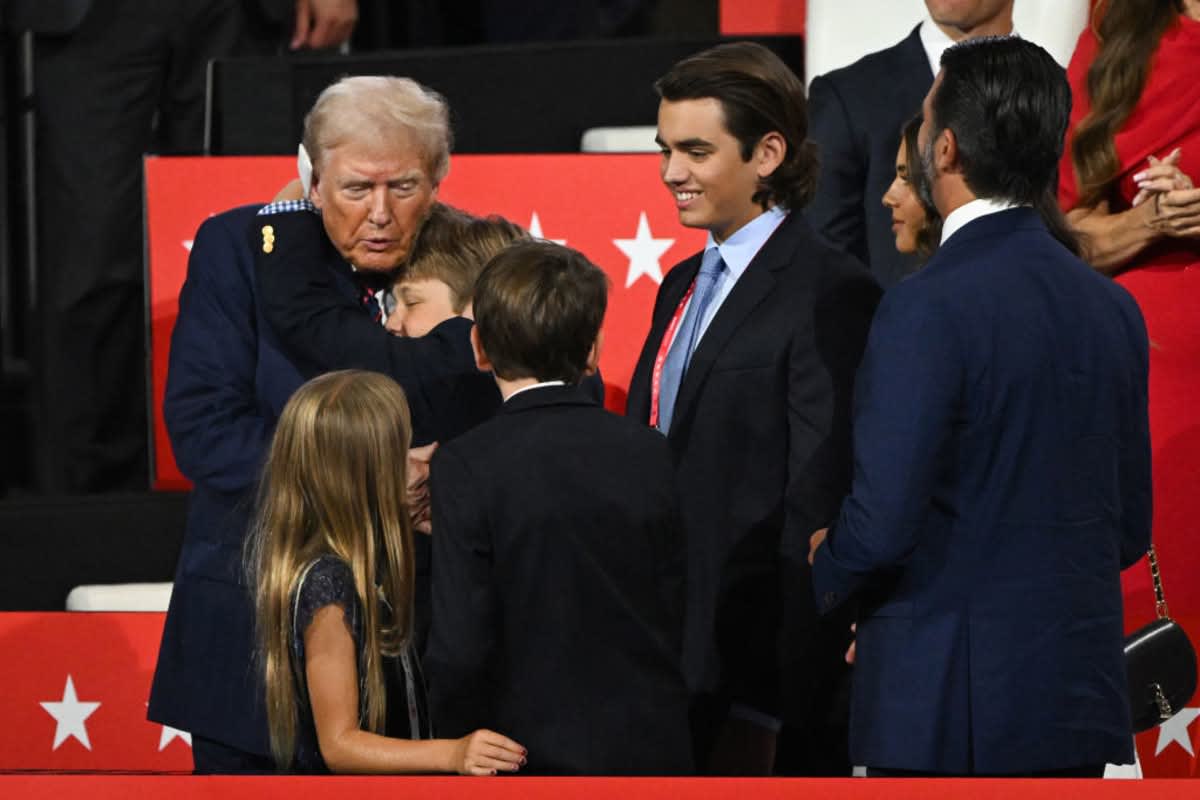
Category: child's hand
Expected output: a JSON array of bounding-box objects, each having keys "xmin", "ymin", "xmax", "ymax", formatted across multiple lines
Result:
[
  {"xmin": 273, "ymin": 179, "xmax": 306, "ymax": 203},
  {"xmin": 452, "ymin": 729, "xmax": 526, "ymax": 775}
]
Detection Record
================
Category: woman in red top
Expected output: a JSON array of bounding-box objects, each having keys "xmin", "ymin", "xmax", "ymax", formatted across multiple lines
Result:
[{"xmin": 1059, "ymin": 0, "xmax": 1200, "ymax": 636}]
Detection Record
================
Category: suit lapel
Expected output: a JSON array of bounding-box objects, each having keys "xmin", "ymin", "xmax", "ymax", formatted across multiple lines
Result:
[
  {"xmin": 666, "ymin": 214, "xmax": 802, "ymax": 442},
  {"xmin": 900, "ymin": 25, "xmax": 934, "ymax": 84},
  {"xmin": 628, "ymin": 254, "xmax": 702, "ymax": 420}
]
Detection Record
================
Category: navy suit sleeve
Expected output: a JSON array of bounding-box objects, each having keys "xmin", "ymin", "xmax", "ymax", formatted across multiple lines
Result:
[
  {"xmin": 807, "ymin": 75, "xmax": 869, "ymax": 264},
  {"xmin": 1118, "ymin": 296, "xmax": 1153, "ymax": 569},
  {"xmin": 252, "ymin": 210, "xmax": 480, "ymax": 390},
  {"xmin": 163, "ymin": 209, "xmax": 272, "ymax": 494},
  {"xmin": 812, "ymin": 286, "xmax": 962, "ymax": 610},
  {"xmin": 425, "ymin": 444, "xmax": 498, "ymax": 738}
]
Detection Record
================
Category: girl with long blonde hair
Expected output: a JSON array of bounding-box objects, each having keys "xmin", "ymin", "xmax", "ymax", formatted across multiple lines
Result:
[{"xmin": 248, "ymin": 370, "xmax": 525, "ymax": 774}]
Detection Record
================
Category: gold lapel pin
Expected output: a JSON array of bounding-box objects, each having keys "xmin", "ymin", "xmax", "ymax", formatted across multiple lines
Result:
[{"xmin": 261, "ymin": 224, "xmax": 276, "ymax": 254}]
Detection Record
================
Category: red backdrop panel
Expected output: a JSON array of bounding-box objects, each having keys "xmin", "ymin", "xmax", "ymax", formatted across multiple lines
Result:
[
  {"xmin": 144, "ymin": 155, "xmax": 706, "ymax": 490},
  {"xmin": 2, "ymin": 611, "xmax": 1199, "ymax": 774},
  {"xmin": 719, "ymin": 0, "xmax": 806, "ymax": 35},
  {"xmin": 0, "ymin": 612, "xmax": 191, "ymax": 772}
]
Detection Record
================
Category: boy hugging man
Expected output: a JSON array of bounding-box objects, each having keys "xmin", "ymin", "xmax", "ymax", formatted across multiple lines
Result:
[
  {"xmin": 424, "ymin": 241, "xmax": 693, "ymax": 775},
  {"xmin": 384, "ymin": 204, "xmax": 527, "ymax": 338}
]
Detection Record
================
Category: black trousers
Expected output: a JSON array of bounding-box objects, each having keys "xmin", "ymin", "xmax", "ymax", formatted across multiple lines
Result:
[
  {"xmin": 32, "ymin": 0, "xmax": 278, "ymax": 492},
  {"xmin": 192, "ymin": 734, "xmax": 275, "ymax": 774}
]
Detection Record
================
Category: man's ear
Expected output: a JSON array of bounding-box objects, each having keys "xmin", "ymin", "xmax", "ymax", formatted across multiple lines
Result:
[
  {"xmin": 937, "ymin": 128, "xmax": 960, "ymax": 175},
  {"xmin": 470, "ymin": 325, "xmax": 492, "ymax": 373},
  {"xmin": 583, "ymin": 330, "xmax": 604, "ymax": 376},
  {"xmin": 308, "ymin": 174, "xmax": 324, "ymax": 210},
  {"xmin": 755, "ymin": 131, "xmax": 787, "ymax": 179}
]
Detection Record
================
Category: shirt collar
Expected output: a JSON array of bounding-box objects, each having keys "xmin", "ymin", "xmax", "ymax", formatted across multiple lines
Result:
[
  {"xmin": 504, "ymin": 380, "xmax": 566, "ymax": 402},
  {"xmin": 919, "ymin": 17, "xmax": 957, "ymax": 78},
  {"xmin": 704, "ymin": 206, "xmax": 788, "ymax": 280},
  {"xmin": 940, "ymin": 197, "xmax": 1024, "ymax": 244},
  {"xmin": 919, "ymin": 19, "xmax": 1020, "ymax": 79}
]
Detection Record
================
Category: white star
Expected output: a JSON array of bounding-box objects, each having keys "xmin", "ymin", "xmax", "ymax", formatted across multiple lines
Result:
[
  {"xmin": 614, "ymin": 212, "xmax": 674, "ymax": 288},
  {"xmin": 159, "ymin": 724, "xmax": 192, "ymax": 751},
  {"xmin": 1155, "ymin": 707, "xmax": 1200, "ymax": 756},
  {"xmin": 528, "ymin": 212, "xmax": 566, "ymax": 246},
  {"xmin": 183, "ymin": 240, "xmax": 193, "ymax": 252},
  {"xmin": 40, "ymin": 675, "xmax": 101, "ymax": 751}
]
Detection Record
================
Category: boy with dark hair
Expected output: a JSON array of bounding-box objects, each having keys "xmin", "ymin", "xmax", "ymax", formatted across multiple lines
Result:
[
  {"xmin": 425, "ymin": 240, "xmax": 693, "ymax": 775},
  {"xmin": 629, "ymin": 42, "xmax": 880, "ymax": 774}
]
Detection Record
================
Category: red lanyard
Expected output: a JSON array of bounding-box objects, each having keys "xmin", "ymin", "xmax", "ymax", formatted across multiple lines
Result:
[{"xmin": 649, "ymin": 281, "xmax": 698, "ymax": 428}]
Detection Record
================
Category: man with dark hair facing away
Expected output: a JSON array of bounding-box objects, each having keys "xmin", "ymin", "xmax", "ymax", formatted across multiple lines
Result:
[
  {"xmin": 626, "ymin": 42, "xmax": 881, "ymax": 775},
  {"xmin": 809, "ymin": 36, "xmax": 1151, "ymax": 777},
  {"xmin": 425, "ymin": 241, "xmax": 693, "ymax": 775}
]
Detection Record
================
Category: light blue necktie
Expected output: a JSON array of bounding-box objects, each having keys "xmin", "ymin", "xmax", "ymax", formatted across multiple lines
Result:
[{"xmin": 657, "ymin": 247, "xmax": 725, "ymax": 433}]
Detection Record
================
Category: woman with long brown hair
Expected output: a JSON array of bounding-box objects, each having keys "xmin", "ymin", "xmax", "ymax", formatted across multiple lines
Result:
[
  {"xmin": 1059, "ymin": 0, "xmax": 1200, "ymax": 637},
  {"xmin": 247, "ymin": 370, "xmax": 525, "ymax": 773}
]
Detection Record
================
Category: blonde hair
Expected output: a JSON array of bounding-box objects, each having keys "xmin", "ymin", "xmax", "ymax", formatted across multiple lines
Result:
[
  {"xmin": 403, "ymin": 203, "xmax": 529, "ymax": 312},
  {"xmin": 248, "ymin": 370, "xmax": 415, "ymax": 768},
  {"xmin": 302, "ymin": 75, "xmax": 452, "ymax": 185}
]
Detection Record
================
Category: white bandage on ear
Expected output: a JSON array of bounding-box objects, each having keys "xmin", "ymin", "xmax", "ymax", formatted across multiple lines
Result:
[{"xmin": 298, "ymin": 143, "xmax": 313, "ymax": 196}]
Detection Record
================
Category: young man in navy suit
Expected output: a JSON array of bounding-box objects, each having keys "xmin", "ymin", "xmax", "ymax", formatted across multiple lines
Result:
[
  {"xmin": 807, "ymin": 0, "xmax": 1014, "ymax": 288},
  {"xmin": 425, "ymin": 241, "xmax": 693, "ymax": 775},
  {"xmin": 626, "ymin": 42, "xmax": 880, "ymax": 775},
  {"xmin": 809, "ymin": 37, "xmax": 1151, "ymax": 776}
]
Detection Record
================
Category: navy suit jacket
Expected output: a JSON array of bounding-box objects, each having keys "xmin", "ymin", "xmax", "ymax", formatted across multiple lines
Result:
[
  {"xmin": 807, "ymin": 25, "xmax": 932, "ymax": 289},
  {"xmin": 148, "ymin": 204, "xmax": 303, "ymax": 756},
  {"xmin": 812, "ymin": 207, "xmax": 1152, "ymax": 773},
  {"xmin": 627, "ymin": 210, "xmax": 880, "ymax": 724}
]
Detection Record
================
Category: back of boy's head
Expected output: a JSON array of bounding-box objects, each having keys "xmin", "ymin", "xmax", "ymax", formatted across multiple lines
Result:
[
  {"xmin": 405, "ymin": 203, "xmax": 529, "ymax": 312},
  {"xmin": 473, "ymin": 240, "xmax": 608, "ymax": 385}
]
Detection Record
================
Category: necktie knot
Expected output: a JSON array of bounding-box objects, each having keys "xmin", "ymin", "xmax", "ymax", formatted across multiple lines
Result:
[{"xmin": 698, "ymin": 246, "xmax": 725, "ymax": 280}]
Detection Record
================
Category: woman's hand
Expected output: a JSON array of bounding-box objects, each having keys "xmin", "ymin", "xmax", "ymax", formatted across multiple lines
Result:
[
  {"xmin": 451, "ymin": 729, "xmax": 526, "ymax": 775},
  {"xmin": 1132, "ymin": 148, "xmax": 1194, "ymax": 206},
  {"xmin": 1150, "ymin": 187, "xmax": 1200, "ymax": 239}
]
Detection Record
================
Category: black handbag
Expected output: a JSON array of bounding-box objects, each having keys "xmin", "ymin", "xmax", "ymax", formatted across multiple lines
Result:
[{"xmin": 1125, "ymin": 546, "xmax": 1198, "ymax": 733}]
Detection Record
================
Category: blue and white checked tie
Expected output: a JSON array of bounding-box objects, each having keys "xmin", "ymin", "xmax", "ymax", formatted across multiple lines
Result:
[{"xmin": 657, "ymin": 247, "xmax": 726, "ymax": 433}]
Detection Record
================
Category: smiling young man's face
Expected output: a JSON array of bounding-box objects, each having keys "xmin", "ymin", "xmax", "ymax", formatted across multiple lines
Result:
[
  {"xmin": 656, "ymin": 97, "xmax": 766, "ymax": 243},
  {"xmin": 310, "ymin": 134, "xmax": 438, "ymax": 273}
]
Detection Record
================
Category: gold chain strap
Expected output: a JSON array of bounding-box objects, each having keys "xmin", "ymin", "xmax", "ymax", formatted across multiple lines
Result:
[{"xmin": 1148, "ymin": 545, "xmax": 1170, "ymax": 620}]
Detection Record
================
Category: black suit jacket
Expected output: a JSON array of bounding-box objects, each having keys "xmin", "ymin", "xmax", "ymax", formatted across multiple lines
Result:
[
  {"xmin": 626, "ymin": 211, "xmax": 880, "ymax": 726},
  {"xmin": 807, "ymin": 25, "xmax": 932, "ymax": 289},
  {"xmin": 425, "ymin": 384, "xmax": 693, "ymax": 775}
]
